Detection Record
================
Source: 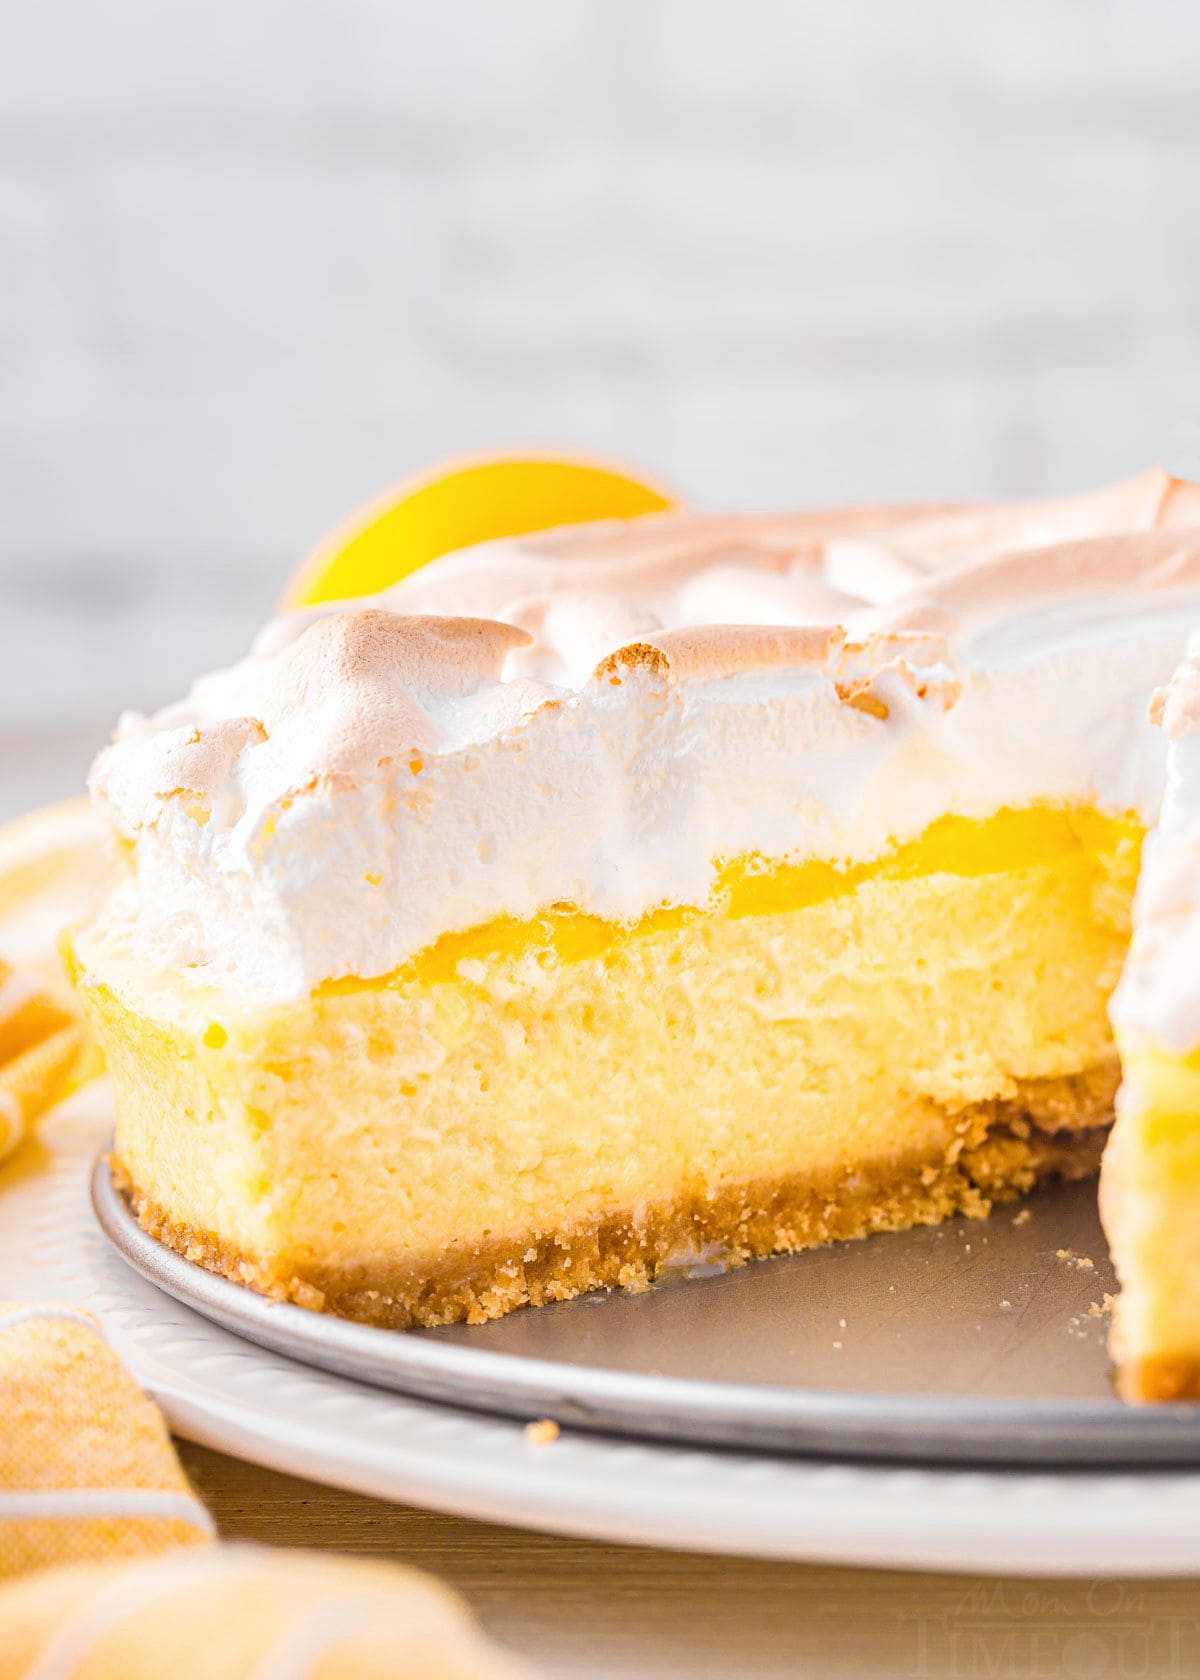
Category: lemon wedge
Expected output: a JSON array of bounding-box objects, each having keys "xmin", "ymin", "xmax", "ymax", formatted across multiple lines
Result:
[{"xmin": 282, "ymin": 452, "xmax": 673, "ymax": 608}]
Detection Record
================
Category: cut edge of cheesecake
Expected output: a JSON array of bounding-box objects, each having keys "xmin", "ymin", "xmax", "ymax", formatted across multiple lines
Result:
[
  {"xmin": 74, "ymin": 801, "xmax": 1139, "ymax": 1331},
  {"xmin": 1103, "ymin": 1044, "xmax": 1200, "ymax": 1402},
  {"xmin": 111, "ymin": 1099, "xmax": 1111, "ymax": 1331}
]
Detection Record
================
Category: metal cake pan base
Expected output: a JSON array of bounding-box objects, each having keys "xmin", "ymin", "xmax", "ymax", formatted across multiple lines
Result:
[{"xmin": 92, "ymin": 1152, "xmax": 1200, "ymax": 1468}]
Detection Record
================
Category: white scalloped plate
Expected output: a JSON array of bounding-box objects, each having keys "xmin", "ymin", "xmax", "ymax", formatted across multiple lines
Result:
[{"xmin": 7, "ymin": 1085, "xmax": 1200, "ymax": 1577}]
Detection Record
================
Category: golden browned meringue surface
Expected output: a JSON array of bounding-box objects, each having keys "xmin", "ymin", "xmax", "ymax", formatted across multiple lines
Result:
[{"xmin": 79, "ymin": 467, "xmax": 1200, "ymax": 1002}]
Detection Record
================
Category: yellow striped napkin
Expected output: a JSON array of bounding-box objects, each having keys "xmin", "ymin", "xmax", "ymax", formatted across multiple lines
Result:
[
  {"xmin": 0, "ymin": 1543, "xmax": 528, "ymax": 1679},
  {"xmin": 0, "ymin": 1303, "xmax": 214, "ymax": 1577},
  {"xmin": 0, "ymin": 798, "xmax": 110, "ymax": 1163},
  {"xmin": 0, "ymin": 961, "xmax": 94, "ymax": 1161}
]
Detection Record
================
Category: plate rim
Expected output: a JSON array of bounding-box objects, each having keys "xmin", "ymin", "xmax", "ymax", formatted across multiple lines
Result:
[
  {"xmin": 11, "ymin": 1093, "xmax": 1200, "ymax": 1578},
  {"xmin": 90, "ymin": 1151, "xmax": 1200, "ymax": 1469}
]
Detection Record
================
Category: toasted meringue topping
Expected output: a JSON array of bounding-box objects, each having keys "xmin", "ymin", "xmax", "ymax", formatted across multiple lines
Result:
[
  {"xmin": 1111, "ymin": 634, "xmax": 1200, "ymax": 1053},
  {"xmin": 1150, "ymin": 652, "xmax": 1200, "ymax": 742},
  {"xmin": 81, "ymin": 467, "xmax": 1200, "ymax": 1001},
  {"xmin": 593, "ymin": 625, "xmax": 843, "ymax": 686},
  {"xmin": 876, "ymin": 529, "xmax": 1200, "ymax": 646},
  {"xmin": 840, "ymin": 465, "xmax": 1200, "ymax": 580}
]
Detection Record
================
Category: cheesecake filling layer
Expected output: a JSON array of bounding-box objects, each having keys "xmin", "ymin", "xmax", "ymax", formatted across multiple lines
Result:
[{"xmin": 76, "ymin": 804, "xmax": 1140, "ymax": 1326}]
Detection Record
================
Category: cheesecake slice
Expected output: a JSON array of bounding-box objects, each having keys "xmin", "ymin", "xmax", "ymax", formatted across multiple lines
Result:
[
  {"xmin": 1105, "ymin": 641, "xmax": 1200, "ymax": 1400},
  {"xmin": 69, "ymin": 471, "xmax": 1200, "ymax": 1351}
]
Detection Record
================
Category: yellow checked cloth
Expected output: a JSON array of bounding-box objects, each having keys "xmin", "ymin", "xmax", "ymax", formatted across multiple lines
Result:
[
  {"xmin": 0, "ymin": 961, "xmax": 95, "ymax": 1162},
  {"xmin": 0, "ymin": 1303, "xmax": 214, "ymax": 1577},
  {"xmin": 0, "ymin": 1546, "xmax": 529, "ymax": 1678},
  {"xmin": 0, "ymin": 799, "xmax": 111, "ymax": 1164},
  {"xmin": 0, "ymin": 1308, "xmax": 530, "ymax": 1677}
]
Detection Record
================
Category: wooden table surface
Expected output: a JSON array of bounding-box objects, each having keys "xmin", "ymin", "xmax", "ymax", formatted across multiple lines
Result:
[{"xmin": 177, "ymin": 1440, "xmax": 1200, "ymax": 1678}]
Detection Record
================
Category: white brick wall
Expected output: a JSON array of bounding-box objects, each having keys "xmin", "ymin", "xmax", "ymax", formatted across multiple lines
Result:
[{"xmin": 4, "ymin": 0, "xmax": 1200, "ymax": 760}]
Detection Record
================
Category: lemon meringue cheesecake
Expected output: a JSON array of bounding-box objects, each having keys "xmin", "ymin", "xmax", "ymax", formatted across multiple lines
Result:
[
  {"xmin": 1104, "ymin": 638, "xmax": 1200, "ymax": 1400},
  {"xmin": 68, "ymin": 469, "xmax": 1200, "ymax": 1363}
]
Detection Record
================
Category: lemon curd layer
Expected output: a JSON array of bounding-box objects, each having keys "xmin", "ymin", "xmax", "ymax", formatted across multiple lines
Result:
[
  {"xmin": 74, "ymin": 804, "xmax": 1141, "ymax": 1327},
  {"xmin": 1103, "ymin": 1045, "xmax": 1200, "ymax": 1400}
]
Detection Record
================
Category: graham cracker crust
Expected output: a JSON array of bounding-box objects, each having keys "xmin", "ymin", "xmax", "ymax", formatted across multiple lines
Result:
[{"xmin": 114, "ymin": 1064, "xmax": 1117, "ymax": 1332}]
